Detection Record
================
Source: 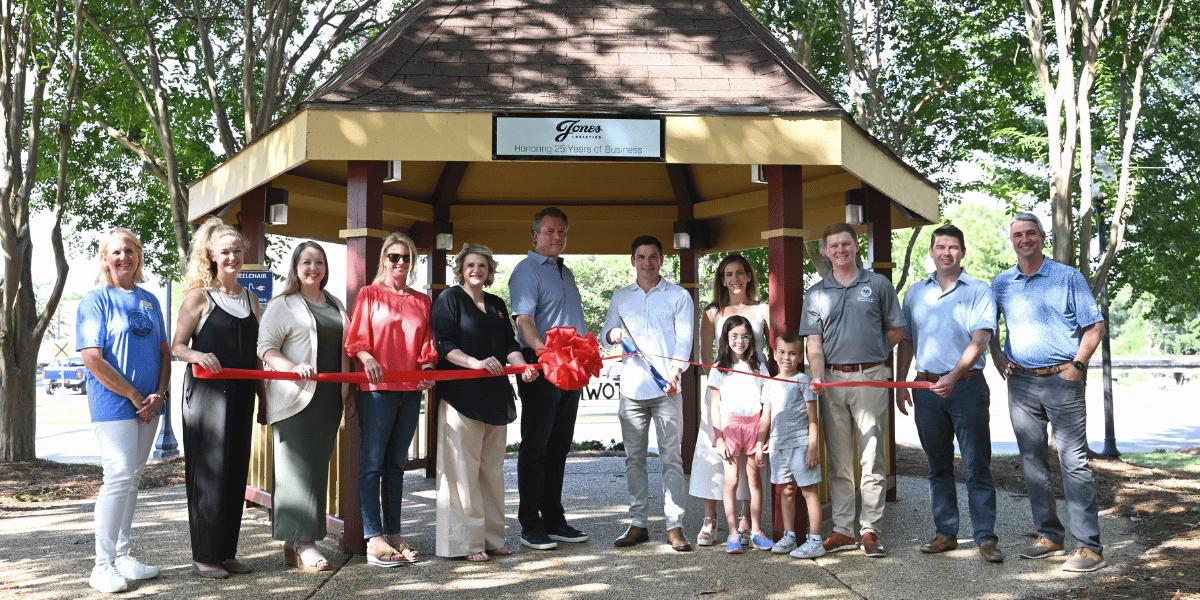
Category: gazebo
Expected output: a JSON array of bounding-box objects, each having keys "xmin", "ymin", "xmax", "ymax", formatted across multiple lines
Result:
[{"xmin": 188, "ymin": 0, "xmax": 939, "ymax": 553}]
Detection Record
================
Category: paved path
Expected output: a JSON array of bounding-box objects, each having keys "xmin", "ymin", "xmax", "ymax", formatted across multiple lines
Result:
[{"xmin": 1, "ymin": 456, "xmax": 1138, "ymax": 600}]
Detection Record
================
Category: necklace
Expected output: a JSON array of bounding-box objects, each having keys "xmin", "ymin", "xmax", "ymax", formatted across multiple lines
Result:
[{"xmin": 301, "ymin": 290, "xmax": 325, "ymax": 305}]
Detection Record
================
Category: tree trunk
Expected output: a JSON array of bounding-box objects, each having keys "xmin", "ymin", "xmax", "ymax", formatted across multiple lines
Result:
[{"xmin": 0, "ymin": 259, "xmax": 40, "ymax": 462}]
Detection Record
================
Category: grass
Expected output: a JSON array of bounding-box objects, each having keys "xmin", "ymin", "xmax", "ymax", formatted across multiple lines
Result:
[{"xmin": 1121, "ymin": 449, "xmax": 1200, "ymax": 473}]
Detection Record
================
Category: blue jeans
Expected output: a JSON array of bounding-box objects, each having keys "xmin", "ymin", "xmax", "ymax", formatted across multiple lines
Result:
[
  {"xmin": 356, "ymin": 390, "xmax": 422, "ymax": 539},
  {"xmin": 1007, "ymin": 370, "xmax": 1101, "ymax": 552},
  {"xmin": 913, "ymin": 373, "xmax": 997, "ymax": 544}
]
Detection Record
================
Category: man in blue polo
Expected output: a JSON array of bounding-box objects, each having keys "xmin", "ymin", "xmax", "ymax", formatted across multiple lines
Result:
[
  {"xmin": 602, "ymin": 235, "xmax": 695, "ymax": 552},
  {"xmin": 896, "ymin": 224, "xmax": 1003, "ymax": 564},
  {"xmin": 509, "ymin": 207, "xmax": 591, "ymax": 550},
  {"xmin": 800, "ymin": 222, "xmax": 905, "ymax": 558},
  {"xmin": 990, "ymin": 213, "xmax": 1107, "ymax": 572}
]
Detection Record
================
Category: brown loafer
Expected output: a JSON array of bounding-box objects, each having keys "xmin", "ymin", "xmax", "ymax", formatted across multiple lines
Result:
[
  {"xmin": 614, "ymin": 525, "xmax": 650, "ymax": 547},
  {"xmin": 822, "ymin": 531, "xmax": 858, "ymax": 553},
  {"xmin": 667, "ymin": 527, "xmax": 693, "ymax": 552},
  {"xmin": 919, "ymin": 534, "xmax": 959, "ymax": 554},
  {"xmin": 978, "ymin": 540, "xmax": 1005, "ymax": 563}
]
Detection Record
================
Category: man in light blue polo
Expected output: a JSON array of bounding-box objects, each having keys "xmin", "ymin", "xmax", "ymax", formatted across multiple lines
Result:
[
  {"xmin": 896, "ymin": 224, "xmax": 1003, "ymax": 563},
  {"xmin": 509, "ymin": 206, "xmax": 591, "ymax": 551},
  {"xmin": 990, "ymin": 213, "xmax": 1107, "ymax": 572},
  {"xmin": 602, "ymin": 235, "xmax": 694, "ymax": 552}
]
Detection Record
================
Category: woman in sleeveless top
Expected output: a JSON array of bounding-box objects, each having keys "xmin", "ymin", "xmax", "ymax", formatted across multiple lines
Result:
[
  {"xmin": 258, "ymin": 241, "xmax": 351, "ymax": 571},
  {"xmin": 690, "ymin": 254, "xmax": 770, "ymax": 546},
  {"xmin": 344, "ymin": 232, "xmax": 437, "ymax": 567},
  {"xmin": 172, "ymin": 217, "xmax": 261, "ymax": 579}
]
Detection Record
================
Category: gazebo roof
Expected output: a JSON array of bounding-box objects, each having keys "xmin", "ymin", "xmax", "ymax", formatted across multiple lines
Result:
[
  {"xmin": 306, "ymin": 0, "xmax": 844, "ymax": 114},
  {"xmin": 188, "ymin": 0, "xmax": 939, "ymax": 255}
]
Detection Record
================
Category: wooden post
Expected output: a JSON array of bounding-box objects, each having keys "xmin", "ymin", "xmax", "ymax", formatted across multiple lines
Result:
[
  {"xmin": 666, "ymin": 165, "xmax": 702, "ymax": 472},
  {"xmin": 866, "ymin": 186, "xmax": 898, "ymax": 502},
  {"xmin": 238, "ymin": 185, "xmax": 268, "ymax": 265},
  {"xmin": 763, "ymin": 165, "xmax": 808, "ymax": 540},
  {"xmin": 339, "ymin": 160, "xmax": 387, "ymax": 555}
]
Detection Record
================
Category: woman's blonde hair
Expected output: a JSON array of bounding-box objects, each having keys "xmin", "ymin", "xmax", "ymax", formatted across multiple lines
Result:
[
  {"xmin": 373, "ymin": 232, "xmax": 419, "ymax": 286},
  {"xmin": 452, "ymin": 243, "xmax": 497, "ymax": 287},
  {"xmin": 95, "ymin": 228, "xmax": 146, "ymax": 287},
  {"xmin": 183, "ymin": 217, "xmax": 247, "ymax": 291}
]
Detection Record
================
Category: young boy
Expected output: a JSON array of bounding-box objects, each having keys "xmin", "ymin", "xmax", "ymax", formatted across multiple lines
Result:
[{"xmin": 755, "ymin": 333, "xmax": 824, "ymax": 558}]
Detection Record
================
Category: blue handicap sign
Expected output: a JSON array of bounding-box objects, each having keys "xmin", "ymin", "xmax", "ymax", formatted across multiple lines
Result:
[{"xmin": 237, "ymin": 271, "xmax": 273, "ymax": 308}]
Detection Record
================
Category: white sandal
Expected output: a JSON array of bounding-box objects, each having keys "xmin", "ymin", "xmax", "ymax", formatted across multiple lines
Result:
[
  {"xmin": 285, "ymin": 542, "xmax": 330, "ymax": 572},
  {"xmin": 697, "ymin": 517, "xmax": 718, "ymax": 546}
]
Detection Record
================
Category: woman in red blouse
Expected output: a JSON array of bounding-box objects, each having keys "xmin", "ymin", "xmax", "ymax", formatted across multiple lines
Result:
[{"xmin": 344, "ymin": 232, "xmax": 436, "ymax": 567}]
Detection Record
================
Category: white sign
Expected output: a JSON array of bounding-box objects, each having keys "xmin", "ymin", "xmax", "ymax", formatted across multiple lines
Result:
[{"xmin": 494, "ymin": 114, "xmax": 663, "ymax": 161}]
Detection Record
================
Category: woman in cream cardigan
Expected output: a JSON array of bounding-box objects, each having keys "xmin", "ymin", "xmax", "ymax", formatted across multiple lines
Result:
[{"xmin": 258, "ymin": 241, "xmax": 351, "ymax": 571}]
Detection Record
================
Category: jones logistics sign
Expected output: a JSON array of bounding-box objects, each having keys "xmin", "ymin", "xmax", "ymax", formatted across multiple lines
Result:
[{"xmin": 493, "ymin": 113, "xmax": 664, "ymax": 161}]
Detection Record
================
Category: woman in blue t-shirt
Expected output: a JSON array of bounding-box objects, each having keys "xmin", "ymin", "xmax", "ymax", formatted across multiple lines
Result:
[{"xmin": 76, "ymin": 228, "xmax": 170, "ymax": 594}]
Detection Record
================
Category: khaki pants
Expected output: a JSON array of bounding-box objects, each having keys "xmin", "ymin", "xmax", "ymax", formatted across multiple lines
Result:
[
  {"xmin": 435, "ymin": 401, "xmax": 507, "ymax": 557},
  {"xmin": 818, "ymin": 364, "xmax": 889, "ymax": 538}
]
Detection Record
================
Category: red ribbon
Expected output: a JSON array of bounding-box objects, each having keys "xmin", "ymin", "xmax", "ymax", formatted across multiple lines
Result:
[{"xmin": 192, "ymin": 326, "xmax": 605, "ymax": 391}]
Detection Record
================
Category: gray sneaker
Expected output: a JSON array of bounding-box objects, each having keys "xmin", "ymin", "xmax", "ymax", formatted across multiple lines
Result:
[
  {"xmin": 1018, "ymin": 536, "xmax": 1066, "ymax": 559},
  {"xmin": 771, "ymin": 533, "xmax": 798, "ymax": 554},
  {"xmin": 790, "ymin": 537, "xmax": 827, "ymax": 559},
  {"xmin": 1062, "ymin": 547, "xmax": 1107, "ymax": 572}
]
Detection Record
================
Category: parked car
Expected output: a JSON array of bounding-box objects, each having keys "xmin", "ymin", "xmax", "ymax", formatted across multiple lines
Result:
[{"xmin": 43, "ymin": 357, "xmax": 89, "ymax": 395}]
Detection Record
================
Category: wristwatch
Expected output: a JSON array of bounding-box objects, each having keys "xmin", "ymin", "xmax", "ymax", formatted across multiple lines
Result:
[{"xmin": 1071, "ymin": 360, "xmax": 1086, "ymax": 371}]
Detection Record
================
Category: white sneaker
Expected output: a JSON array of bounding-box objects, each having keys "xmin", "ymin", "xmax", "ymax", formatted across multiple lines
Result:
[
  {"xmin": 790, "ymin": 536, "xmax": 827, "ymax": 559},
  {"xmin": 115, "ymin": 554, "xmax": 160, "ymax": 580},
  {"xmin": 90, "ymin": 562, "xmax": 128, "ymax": 593},
  {"xmin": 771, "ymin": 533, "xmax": 798, "ymax": 554}
]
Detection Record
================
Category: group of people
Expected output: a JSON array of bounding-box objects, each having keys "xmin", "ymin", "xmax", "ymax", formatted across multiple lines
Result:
[{"xmin": 75, "ymin": 206, "xmax": 1107, "ymax": 593}]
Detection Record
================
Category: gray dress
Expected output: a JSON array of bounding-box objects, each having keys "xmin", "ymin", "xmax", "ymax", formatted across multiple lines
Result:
[{"xmin": 271, "ymin": 298, "xmax": 344, "ymax": 541}]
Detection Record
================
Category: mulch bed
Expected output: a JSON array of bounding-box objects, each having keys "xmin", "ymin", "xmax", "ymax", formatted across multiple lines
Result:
[{"xmin": 2, "ymin": 448, "xmax": 1196, "ymax": 599}]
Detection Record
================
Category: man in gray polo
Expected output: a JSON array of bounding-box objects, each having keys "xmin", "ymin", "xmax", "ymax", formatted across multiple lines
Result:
[
  {"xmin": 509, "ymin": 207, "xmax": 591, "ymax": 551},
  {"xmin": 799, "ymin": 222, "xmax": 905, "ymax": 558},
  {"xmin": 990, "ymin": 213, "xmax": 1107, "ymax": 572},
  {"xmin": 602, "ymin": 235, "xmax": 694, "ymax": 552}
]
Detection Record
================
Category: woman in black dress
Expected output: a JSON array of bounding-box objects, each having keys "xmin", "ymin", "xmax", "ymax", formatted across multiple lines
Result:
[
  {"xmin": 431, "ymin": 244, "xmax": 538, "ymax": 561},
  {"xmin": 172, "ymin": 217, "xmax": 260, "ymax": 579}
]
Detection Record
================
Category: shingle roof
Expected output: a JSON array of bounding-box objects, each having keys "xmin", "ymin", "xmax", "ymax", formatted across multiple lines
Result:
[{"xmin": 305, "ymin": 0, "xmax": 846, "ymax": 114}]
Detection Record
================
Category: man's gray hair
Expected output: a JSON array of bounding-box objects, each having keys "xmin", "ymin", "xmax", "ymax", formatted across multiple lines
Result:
[
  {"xmin": 531, "ymin": 207, "xmax": 569, "ymax": 235},
  {"xmin": 1010, "ymin": 213, "xmax": 1045, "ymax": 236}
]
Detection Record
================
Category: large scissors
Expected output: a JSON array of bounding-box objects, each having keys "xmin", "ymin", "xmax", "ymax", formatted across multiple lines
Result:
[{"xmin": 618, "ymin": 316, "xmax": 671, "ymax": 392}]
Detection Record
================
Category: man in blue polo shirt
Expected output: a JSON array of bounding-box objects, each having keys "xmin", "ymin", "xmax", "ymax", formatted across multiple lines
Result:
[
  {"xmin": 896, "ymin": 224, "xmax": 1003, "ymax": 564},
  {"xmin": 990, "ymin": 213, "xmax": 1107, "ymax": 572},
  {"xmin": 509, "ymin": 207, "xmax": 591, "ymax": 551}
]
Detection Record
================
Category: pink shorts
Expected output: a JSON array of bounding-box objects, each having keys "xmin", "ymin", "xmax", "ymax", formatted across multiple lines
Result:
[{"xmin": 719, "ymin": 413, "xmax": 762, "ymax": 456}]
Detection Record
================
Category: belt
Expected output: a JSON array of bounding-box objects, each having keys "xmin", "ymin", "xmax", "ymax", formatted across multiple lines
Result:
[
  {"xmin": 915, "ymin": 369, "xmax": 983, "ymax": 383},
  {"xmin": 1012, "ymin": 363, "xmax": 1071, "ymax": 376},
  {"xmin": 826, "ymin": 362, "xmax": 881, "ymax": 372}
]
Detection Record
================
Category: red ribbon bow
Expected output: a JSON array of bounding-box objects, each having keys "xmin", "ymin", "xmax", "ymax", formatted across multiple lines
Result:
[{"xmin": 536, "ymin": 326, "xmax": 603, "ymax": 391}]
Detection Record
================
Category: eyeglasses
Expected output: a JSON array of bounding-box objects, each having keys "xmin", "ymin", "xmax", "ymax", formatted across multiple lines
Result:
[
  {"xmin": 387, "ymin": 253, "xmax": 411, "ymax": 264},
  {"xmin": 727, "ymin": 334, "xmax": 753, "ymax": 343}
]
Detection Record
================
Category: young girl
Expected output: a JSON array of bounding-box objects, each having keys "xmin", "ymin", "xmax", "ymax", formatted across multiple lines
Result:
[{"xmin": 710, "ymin": 315, "xmax": 772, "ymax": 554}]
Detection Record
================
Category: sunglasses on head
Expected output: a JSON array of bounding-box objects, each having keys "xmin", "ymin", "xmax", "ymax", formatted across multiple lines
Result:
[{"xmin": 387, "ymin": 253, "xmax": 411, "ymax": 264}]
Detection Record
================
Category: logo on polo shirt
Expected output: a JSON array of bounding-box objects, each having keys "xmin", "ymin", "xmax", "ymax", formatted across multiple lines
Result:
[{"xmin": 857, "ymin": 286, "xmax": 874, "ymax": 302}]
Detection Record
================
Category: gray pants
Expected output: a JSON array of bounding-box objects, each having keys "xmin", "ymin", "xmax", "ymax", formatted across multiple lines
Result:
[
  {"xmin": 1007, "ymin": 370, "xmax": 1101, "ymax": 552},
  {"xmin": 619, "ymin": 393, "xmax": 685, "ymax": 531}
]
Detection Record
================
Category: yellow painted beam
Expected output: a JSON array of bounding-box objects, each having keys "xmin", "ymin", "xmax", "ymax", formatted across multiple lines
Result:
[{"xmin": 190, "ymin": 112, "xmax": 309, "ymax": 220}]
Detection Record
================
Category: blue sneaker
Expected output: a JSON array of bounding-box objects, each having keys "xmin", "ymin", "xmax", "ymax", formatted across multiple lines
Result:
[
  {"xmin": 725, "ymin": 534, "xmax": 743, "ymax": 554},
  {"xmin": 751, "ymin": 531, "xmax": 774, "ymax": 551}
]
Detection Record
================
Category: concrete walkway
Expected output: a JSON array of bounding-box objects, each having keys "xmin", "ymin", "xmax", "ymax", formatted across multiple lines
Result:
[{"xmin": 0, "ymin": 456, "xmax": 1138, "ymax": 600}]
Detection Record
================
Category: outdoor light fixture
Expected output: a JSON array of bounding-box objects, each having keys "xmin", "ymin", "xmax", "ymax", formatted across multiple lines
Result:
[
  {"xmin": 265, "ymin": 187, "xmax": 289, "ymax": 225},
  {"xmin": 844, "ymin": 188, "xmax": 868, "ymax": 225},
  {"xmin": 750, "ymin": 164, "xmax": 766, "ymax": 184},
  {"xmin": 435, "ymin": 232, "xmax": 454, "ymax": 251},
  {"xmin": 673, "ymin": 220, "xmax": 709, "ymax": 251},
  {"xmin": 384, "ymin": 160, "xmax": 402, "ymax": 183},
  {"xmin": 673, "ymin": 221, "xmax": 691, "ymax": 250}
]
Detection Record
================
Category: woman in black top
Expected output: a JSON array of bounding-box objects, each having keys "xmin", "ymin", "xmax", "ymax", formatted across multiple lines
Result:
[{"xmin": 430, "ymin": 244, "xmax": 538, "ymax": 561}]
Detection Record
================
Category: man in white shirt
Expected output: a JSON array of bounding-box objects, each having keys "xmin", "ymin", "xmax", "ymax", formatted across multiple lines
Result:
[{"xmin": 602, "ymin": 235, "xmax": 695, "ymax": 552}]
